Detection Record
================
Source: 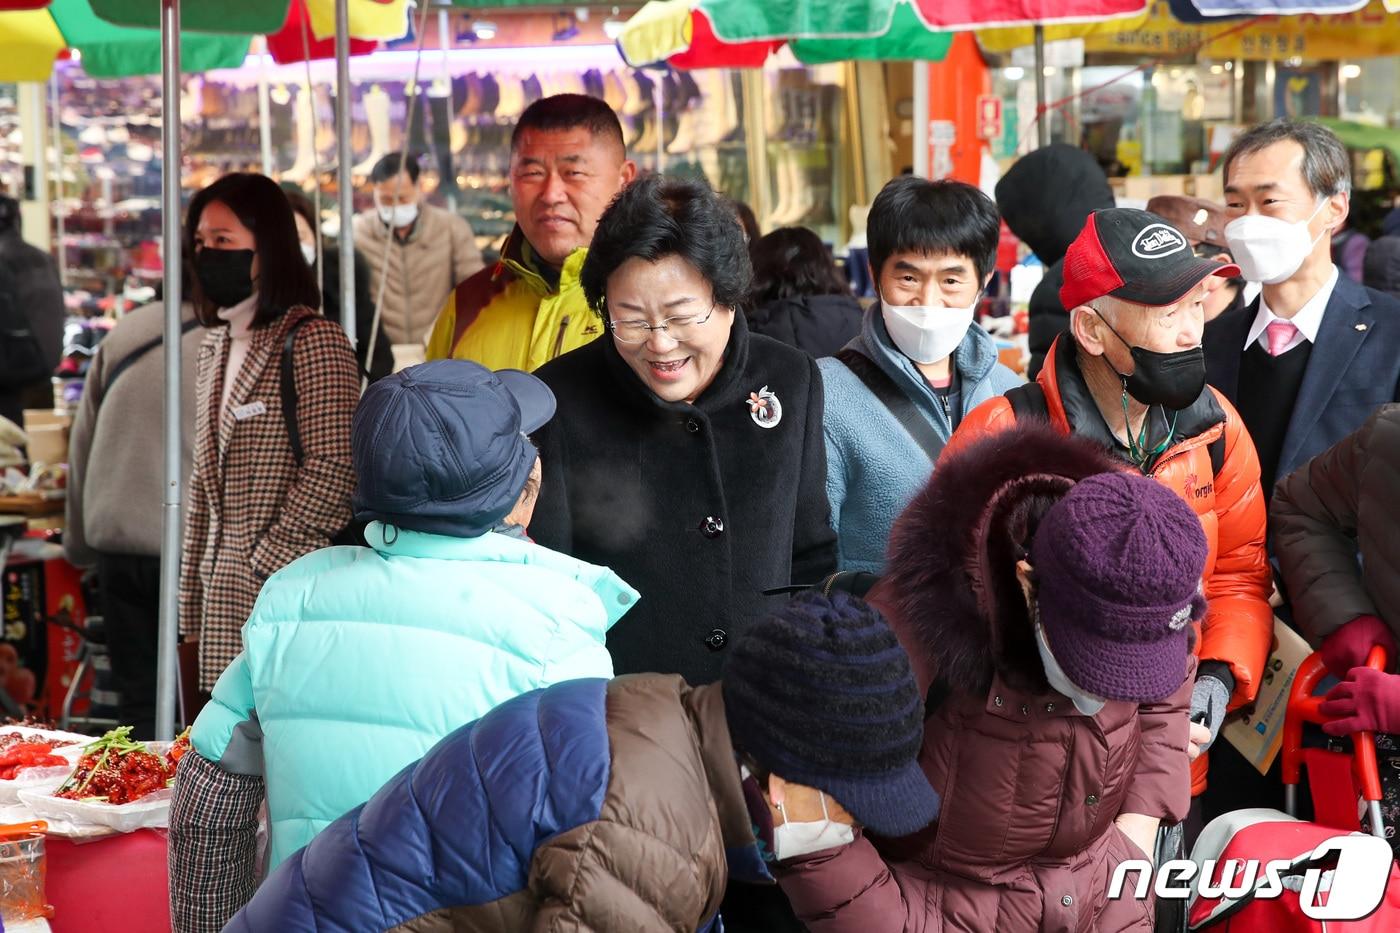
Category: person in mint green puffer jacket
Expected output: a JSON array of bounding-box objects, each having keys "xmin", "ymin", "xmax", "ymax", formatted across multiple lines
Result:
[{"xmin": 169, "ymin": 361, "xmax": 638, "ymax": 932}]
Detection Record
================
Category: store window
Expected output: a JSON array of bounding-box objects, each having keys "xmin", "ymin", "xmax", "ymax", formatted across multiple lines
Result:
[{"xmin": 1341, "ymin": 57, "xmax": 1400, "ymax": 128}]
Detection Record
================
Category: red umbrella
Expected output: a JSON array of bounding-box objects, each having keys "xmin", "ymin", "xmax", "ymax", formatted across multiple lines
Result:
[{"xmin": 265, "ymin": 0, "xmax": 378, "ymax": 64}]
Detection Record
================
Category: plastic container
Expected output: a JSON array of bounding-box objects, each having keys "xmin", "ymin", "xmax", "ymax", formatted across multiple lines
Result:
[
  {"xmin": 0, "ymin": 831, "xmax": 48, "ymax": 923},
  {"xmin": 15, "ymin": 741, "xmax": 173, "ymax": 835}
]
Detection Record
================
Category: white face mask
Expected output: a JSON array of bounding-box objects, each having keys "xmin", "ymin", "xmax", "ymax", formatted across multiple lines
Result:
[
  {"xmin": 300, "ymin": 242, "xmax": 317, "ymax": 266},
  {"xmin": 1224, "ymin": 197, "xmax": 1331, "ymax": 285},
  {"xmin": 1034, "ymin": 621, "xmax": 1107, "ymax": 717},
  {"xmin": 773, "ymin": 792, "xmax": 855, "ymax": 861},
  {"xmin": 376, "ymin": 198, "xmax": 419, "ymax": 229},
  {"xmin": 880, "ymin": 296, "xmax": 977, "ymax": 365}
]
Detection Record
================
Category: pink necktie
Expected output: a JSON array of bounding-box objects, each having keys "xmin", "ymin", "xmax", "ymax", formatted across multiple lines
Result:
[{"xmin": 1265, "ymin": 320, "xmax": 1300, "ymax": 357}]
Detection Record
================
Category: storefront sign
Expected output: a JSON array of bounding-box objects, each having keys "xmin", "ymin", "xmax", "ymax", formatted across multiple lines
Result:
[
  {"xmin": 977, "ymin": 95, "xmax": 1003, "ymax": 140},
  {"xmin": 930, "ymin": 120, "xmax": 957, "ymax": 179},
  {"xmin": 1084, "ymin": 0, "xmax": 1400, "ymax": 60}
]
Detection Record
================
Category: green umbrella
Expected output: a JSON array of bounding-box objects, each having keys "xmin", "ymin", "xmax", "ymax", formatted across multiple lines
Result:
[
  {"xmin": 0, "ymin": 0, "xmax": 251, "ymax": 81},
  {"xmin": 89, "ymin": 0, "xmax": 286, "ymax": 34},
  {"xmin": 620, "ymin": 0, "xmax": 953, "ymax": 68}
]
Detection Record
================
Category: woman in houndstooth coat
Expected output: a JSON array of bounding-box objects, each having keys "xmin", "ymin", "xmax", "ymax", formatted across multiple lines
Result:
[{"xmin": 178, "ymin": 173, "xmax": 359, "ymax": 696}]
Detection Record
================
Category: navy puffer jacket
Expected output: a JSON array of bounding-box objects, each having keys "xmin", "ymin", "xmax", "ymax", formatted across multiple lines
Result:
[{"xmin": 228, "ymin": 675, "xmax": 770, "ymax": 932}]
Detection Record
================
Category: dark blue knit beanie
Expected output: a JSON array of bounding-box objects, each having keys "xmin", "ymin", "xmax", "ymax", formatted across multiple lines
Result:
[{"xmin": 722, "ymin": 590, "xmax": 941, "ymax": 838}]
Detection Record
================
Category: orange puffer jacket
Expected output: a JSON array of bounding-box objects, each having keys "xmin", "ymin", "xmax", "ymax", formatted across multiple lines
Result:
[{"xmin": 945, "ymin": 336, "xmax": 1272, "ymax": 795}]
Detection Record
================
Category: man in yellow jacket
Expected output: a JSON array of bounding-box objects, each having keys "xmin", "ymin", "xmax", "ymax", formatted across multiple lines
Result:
[{"xmin": 426, "ymin": 95, "xmax": 636, "ymax": 371}]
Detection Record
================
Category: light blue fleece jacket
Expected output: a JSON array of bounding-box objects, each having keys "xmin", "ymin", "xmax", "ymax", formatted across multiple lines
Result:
[
  {"xmin": 191, "ymin": 522, "xmax": 637, "ymax": 868},
  {"xmin": 819, "ymin": 306, "xmax": 1023, "ymax": 573}
]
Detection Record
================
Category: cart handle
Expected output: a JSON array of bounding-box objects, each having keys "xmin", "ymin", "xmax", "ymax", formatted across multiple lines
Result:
[{"xmin": 1282, "ymin": 645, "xmax": 1387, "ymax": 803}]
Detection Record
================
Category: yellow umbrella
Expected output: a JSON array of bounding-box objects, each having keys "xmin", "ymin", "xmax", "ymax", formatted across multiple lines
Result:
[{"xmin": 1, "ymin": 9, "xmax": 67, "ymax": 82}]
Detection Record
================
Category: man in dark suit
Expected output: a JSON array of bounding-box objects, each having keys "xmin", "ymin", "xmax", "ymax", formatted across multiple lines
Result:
[
  {"xmin": 1200, "ymin": 119, "xmax": 1400, "ymax": 831},
  {"xmin": 1205, "ymin": 119, "xmax": 1400, "ymax": 503}
]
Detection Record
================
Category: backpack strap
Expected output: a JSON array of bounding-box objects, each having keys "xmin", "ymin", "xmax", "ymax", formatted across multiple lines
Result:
[
  {"xmin": 1208, "ymin": 434, "xmax": 1226, "ymax": 478},
  {"xmin": 836, "ymin": 348, "xmax": 945, "ymax": 464},
  {"xmin": 1005, "ymin": 381, "xmax": 1050, "ymax": 423},
  {"xmin": 105, "ymin": 318, "xmax": 200, "ymax": 393},
  {"xmin": 281, "ymin": 315, "xmax": 317, "ymax": 467}
]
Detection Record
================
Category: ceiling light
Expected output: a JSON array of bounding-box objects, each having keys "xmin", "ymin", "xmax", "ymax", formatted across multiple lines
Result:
[
  {"xmin": 1002, "ymin": 66, "xmax": 1024, "ymax": 80},
  {"xmin": 473, "ymin": 20, "xmax": 497, "ymax": 40},
  {"xmin": 1341, "ymin": 64, "xmax": 1362, "ymax": 79}
]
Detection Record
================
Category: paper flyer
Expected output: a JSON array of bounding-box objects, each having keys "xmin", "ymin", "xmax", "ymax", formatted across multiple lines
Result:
[{"xmin": 1222, "ymin": 617, "xmax": 1313, "ymax": 775}]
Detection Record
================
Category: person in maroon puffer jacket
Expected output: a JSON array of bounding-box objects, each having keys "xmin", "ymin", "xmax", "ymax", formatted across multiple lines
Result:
[{"xmin": 774, "ymin": 425, "xmax": 1204, "ymax": 932}]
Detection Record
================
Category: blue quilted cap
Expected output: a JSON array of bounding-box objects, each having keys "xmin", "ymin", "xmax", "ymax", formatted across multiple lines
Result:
[{"xmin": 352, "ymin": 359, "xmax": 556, "ymax": 538}]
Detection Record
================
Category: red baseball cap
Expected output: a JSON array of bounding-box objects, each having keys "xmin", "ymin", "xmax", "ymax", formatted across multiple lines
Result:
[{"xmin": 1059, "ymin": 208, "xmax": 1240, "ymax": 311}]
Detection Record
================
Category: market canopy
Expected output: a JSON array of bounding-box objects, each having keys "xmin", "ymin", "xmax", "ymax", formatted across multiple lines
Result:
[
  {"xmin": 0, "ymin": 0, "xmax": 251, "ymax": 82},
  {"xmin": 0, "ymin": 0, "xmax": 408, "ymax": 82},
  {"xmin": 621, "ymin": 0, "xmax": 1152, "ymax": 68},
  {"xmin": 619, "ymin": 0, "xmax": 953, "ymax": 67},
  {"xmin": 1077, "ymin": 0, "xmax": 1400, "ymax": 59},
  {"xmin": 980, "ymin": 0, "xmax": 1400, "ymax": 54},
  {"xmin": 88, "ymin": 0, "xmax": 409, "ymax": 41}
]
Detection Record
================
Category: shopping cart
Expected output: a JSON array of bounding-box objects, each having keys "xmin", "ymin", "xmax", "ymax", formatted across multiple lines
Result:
[{"xmin": 1186, "ymin": 646, "xmax": 1400, "ymax": 930}]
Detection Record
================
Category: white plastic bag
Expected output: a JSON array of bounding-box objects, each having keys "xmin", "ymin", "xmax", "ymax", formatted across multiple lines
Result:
[{"xmin": 17, "ymin": 787, "xmax": 171, "ymax": 834}]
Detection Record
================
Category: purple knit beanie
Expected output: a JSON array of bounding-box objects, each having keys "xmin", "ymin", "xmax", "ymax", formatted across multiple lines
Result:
[{"xmin": 1030, "ymin": 471, "xmax": 1208, "ymax": 703}]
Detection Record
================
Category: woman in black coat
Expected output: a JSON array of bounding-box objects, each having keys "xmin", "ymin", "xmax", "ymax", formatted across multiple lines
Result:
[
  {"xmin": 530, "ymin": 176, "xmax": 837, "ymax": 688},
  {"xmin": 747, "ymin": 226, "xmax": 862, "ymax": 358}
]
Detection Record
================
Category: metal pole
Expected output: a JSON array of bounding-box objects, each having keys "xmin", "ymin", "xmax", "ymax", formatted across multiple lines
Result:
[
  {"xmin": 156, "ymin": 0, "xmax": 182, "ymax": 742},
  {"xmin": 912, "ymin": 61, "xmax": 929, "ymax": 177},
  {"xmin": 740, "ymin": 71, "xmax": 769, "ymax": 233},
  {"xmin": 18, "ymin": 83, "xmax": 49, "ymax": 252},
  {"xmin": 654, "ymin": 71, "xmax": 665, "ymax": 174},
  {"xmin": 49, "ymin": 76, "xmax": 66, "ymax": 287},
  {"xmin": 335, "ymin": 0, "xmax": 357, "ymax": 351},
  {"xmin": 1034, "ymin": 25, "xmax": 1049, "ymax": 148},
  {"xmin": 257, "ymin": 48, "xmax": 275, "ymax": 176}
]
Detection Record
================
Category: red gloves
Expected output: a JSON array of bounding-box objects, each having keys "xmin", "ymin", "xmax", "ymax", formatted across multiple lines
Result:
[
  {"xmin": 1320, "ymin": 614, "xmax": 1397, "ymax": 678},
  {"xmin": 1319, "ymin": 667, "xmax": 1400, "ymax": 736}
]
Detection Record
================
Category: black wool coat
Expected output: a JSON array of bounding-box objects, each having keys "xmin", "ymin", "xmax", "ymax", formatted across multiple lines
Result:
[
  {"xmin": 746, "ymin": 293, "xmax": 863, "ymax": 359},
  {"xmin": 530, "ymin": 311, "xmax": 837, "ymax": 684}
]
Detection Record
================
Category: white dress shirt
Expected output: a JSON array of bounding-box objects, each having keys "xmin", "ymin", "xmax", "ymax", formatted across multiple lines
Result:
[{"xmin": 1244, "ymin": 265, "xmax": 1338, "ymax": 355}]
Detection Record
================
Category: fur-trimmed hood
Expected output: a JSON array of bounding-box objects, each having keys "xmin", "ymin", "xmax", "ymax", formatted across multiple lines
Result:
[{"xmin": 882, "ymin": 422, "xmax": 1123, "ymax": 696}]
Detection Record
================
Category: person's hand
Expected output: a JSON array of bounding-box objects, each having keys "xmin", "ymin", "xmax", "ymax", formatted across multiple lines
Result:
[
  {"xmin": 1320, "ymin": 615, "xmax": 1397, "ymax": 679},
  {"xmin": 1189, "ymin": 675, "xmax": 1230, "ymax": 754},
  {"xmin": 1187, "ymin": 721, "xmax": 1212, "ymax": 761},
  {"xmin": 767, "ymin": 774, "xmax": 857, "ymax": 826},
  {"xmin": 1115, "ymin": 812, "xmax": 1160, "ymax": 861},
  {"xmin": 1319, "ymin": 667, "xmax": 1400, "ymax": 736}
]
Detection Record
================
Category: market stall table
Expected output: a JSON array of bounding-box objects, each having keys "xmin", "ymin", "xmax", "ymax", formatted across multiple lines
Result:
[{"xmin": 46, "ymin": 829, "xmax": 169, "ymax": 931}]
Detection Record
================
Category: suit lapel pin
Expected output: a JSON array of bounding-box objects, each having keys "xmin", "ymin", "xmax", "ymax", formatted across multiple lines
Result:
[
  {"xmin": 747, "ymin": 386, "xmax": 782, "ymax": 429},
  {"xmin": 1356, "ymin": 323, "xmax": 1369, "ymax": 332}
]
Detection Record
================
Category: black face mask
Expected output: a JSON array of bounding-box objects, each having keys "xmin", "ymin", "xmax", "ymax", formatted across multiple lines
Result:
[
  {"xmin": 195, "ymin": 248, "xmax": 256, "ymax": 310},
  {"xmin": 1095, "ymin": 312, "xmax": 1207, "ymax": 412}
]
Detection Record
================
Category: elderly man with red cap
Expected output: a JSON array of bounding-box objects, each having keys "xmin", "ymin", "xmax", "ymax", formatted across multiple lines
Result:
[{"xmin": 945, "ymin": 208, "xmax": 1272, "ymax": 807}]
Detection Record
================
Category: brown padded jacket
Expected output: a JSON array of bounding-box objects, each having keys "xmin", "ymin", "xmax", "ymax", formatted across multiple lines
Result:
[
  {"xmin": 1273, "ymin": 403, "xmax": 1400, "ymax": 646},
  {"xmin": 393, "ymin": 677, "xmax": 759, "ymax": 932},
  {"xmin": 225, "ymin": 675, "xmax": 771, "ymax": 932}
]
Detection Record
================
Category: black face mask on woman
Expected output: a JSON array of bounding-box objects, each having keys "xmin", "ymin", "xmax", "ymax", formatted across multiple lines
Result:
[
  {"xmin": 1094, "ymin": 310, "xmax": 1207, "ymax": 412},
  {"xmin": 195, "ymin": 247, "xmax": 256, "ymax": 310}
]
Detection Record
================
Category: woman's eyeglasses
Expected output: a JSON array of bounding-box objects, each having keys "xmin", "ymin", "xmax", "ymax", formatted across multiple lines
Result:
[{"xmin": 607, "ymin": 304, "xmax": 719, "ymax": 344}]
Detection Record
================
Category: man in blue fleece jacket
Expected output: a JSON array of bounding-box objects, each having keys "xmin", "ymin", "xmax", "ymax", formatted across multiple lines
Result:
[{"xmin": 820, "ymin": 176, "xmax": 1021, "ymax": 572}]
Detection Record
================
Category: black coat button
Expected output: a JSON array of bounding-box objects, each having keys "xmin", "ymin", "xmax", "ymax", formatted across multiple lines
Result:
[
  {"xmin": 685, "ymin": 417, "xmax": 701, "ymax": 434},
  {"xmin": 705, "ymin": 628, "xmax": 727, "ymax": 651},
  {"xmin": 700, "ymin": 516, "xmax": 725, "ymax": 538}
]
